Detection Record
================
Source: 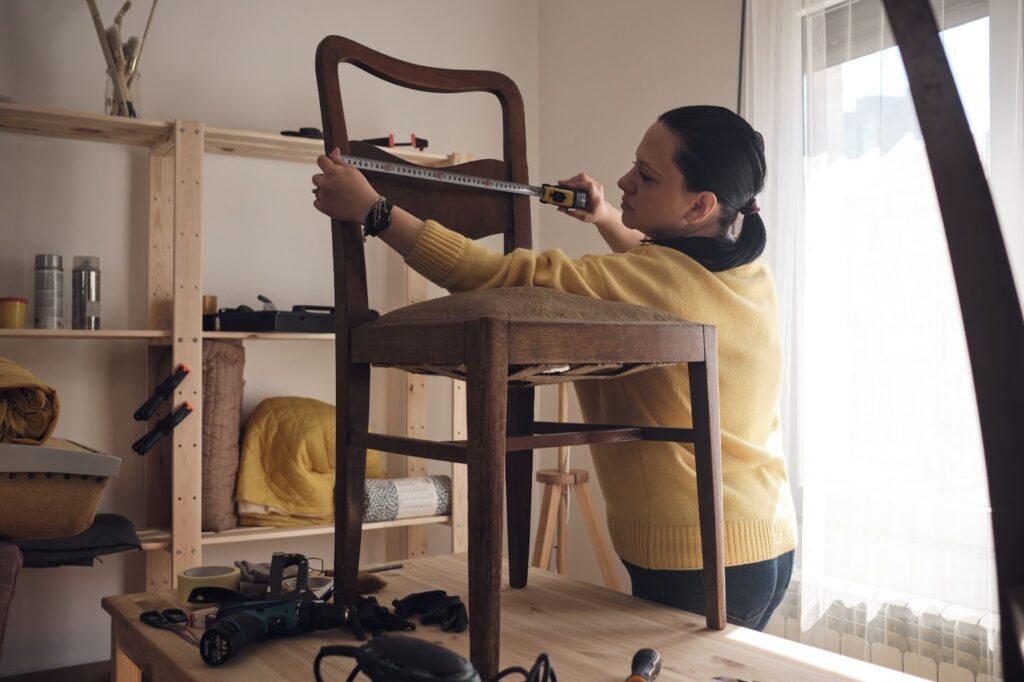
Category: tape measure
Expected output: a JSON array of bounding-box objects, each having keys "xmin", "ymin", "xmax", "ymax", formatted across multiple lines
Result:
[{"xmin": 339, "ymin": 154, "xmax": 588, "ymax": 210}]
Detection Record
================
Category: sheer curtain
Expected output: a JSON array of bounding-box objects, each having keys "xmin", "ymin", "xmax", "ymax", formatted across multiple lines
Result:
[{"xmin": 744, "ymin": 1, "xmax": 1023, "ymax": 679}]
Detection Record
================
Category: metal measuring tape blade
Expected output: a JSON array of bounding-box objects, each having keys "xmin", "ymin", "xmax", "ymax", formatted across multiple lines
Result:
[{"xmin": 338, "ymin": 154, "xmax": 589, "ymax": 210}]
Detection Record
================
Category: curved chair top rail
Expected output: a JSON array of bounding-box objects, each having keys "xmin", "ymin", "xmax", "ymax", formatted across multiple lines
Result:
[
  {"xmin": 316, "ymin": 35, "xmax": 533, "ymax": 329},
  {"xmin": 883, "ymin": 1, "xmax": 1024, "ymax": 678},
  {"xmin": 316, "ymin": 35, "xmax": 529, "ymax": 189}
]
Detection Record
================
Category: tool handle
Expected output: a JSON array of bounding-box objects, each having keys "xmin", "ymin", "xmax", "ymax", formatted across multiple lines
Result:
[
  {"xmin": 627, "ymin": 648, "xmax": 662, "ymax": 682},
  {"xmin": 132, "ymin": 402, "xmax": 193, "ymax": 455},
  {"xmin": 540, "ymin": 184, "xmax": 588, "ymax": 210},
  {"xmin": 133, "ymin": 364, "xmax": 190, "ymax": 421}
]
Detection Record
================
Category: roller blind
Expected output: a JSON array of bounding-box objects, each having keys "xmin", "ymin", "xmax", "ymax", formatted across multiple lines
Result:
[{"xmin": 809, "ymin": 0, "xmax": 989, "ymax": 67}]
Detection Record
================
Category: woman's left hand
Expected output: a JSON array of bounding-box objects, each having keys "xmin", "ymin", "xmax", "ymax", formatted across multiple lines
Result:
[{"xmin": 312, "ymin": 148, "xmax": 380, "ymax": 223}]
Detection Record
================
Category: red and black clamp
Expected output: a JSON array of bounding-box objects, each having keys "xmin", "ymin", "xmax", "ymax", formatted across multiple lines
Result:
[
  {"xmin": 133, "ymin": 364, "xmax": 190, "ymax": 421},
  {"xmin": 132, "ymin": 401, "xmax": 193, "ymax": 455}
]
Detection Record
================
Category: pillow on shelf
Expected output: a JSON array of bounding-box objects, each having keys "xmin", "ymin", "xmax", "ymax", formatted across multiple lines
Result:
[
  {"xmin": 235, "ymin": 396, "xmax": 385, "ymax": 524},
  {"xmin": 202, "ymin": 340, "xmax": 246, "ymax": 532}
]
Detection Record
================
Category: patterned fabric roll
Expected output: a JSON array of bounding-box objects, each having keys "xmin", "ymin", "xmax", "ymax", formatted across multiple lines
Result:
[{"xmin": 363, "ymin": 475, "xmax": 451, "ymax": 523}]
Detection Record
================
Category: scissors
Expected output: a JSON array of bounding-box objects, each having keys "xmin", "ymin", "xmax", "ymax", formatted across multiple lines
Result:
[{"xmin": 139, "ymin": 608, "xmax": 200, "ymax": 646}]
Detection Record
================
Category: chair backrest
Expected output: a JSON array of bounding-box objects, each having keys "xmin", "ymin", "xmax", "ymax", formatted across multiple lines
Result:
[
  {"xmin": 883, "ymin": 1, "xmax": 1024, "ymax": 678},
  {"xmin": 315, "ymin": 36, "xmax": 532, "ymax": 330}
]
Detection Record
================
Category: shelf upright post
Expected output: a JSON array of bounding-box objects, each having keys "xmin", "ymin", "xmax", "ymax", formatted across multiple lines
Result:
[
  {"xmin": 144, "ymin": 125, "xmax": 178, "ymax": 591},
  {"xmin": 170, "ymin": 120, "xmax": 205, "ymax": 580},
  {"xmin": 404, "ymin": 269, "xmax": 430, "ymax": 559}
]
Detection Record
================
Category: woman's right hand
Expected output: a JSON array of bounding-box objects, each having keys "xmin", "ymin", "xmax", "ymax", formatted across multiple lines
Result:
[{"xmin": 555, "ymin": 172, "xmax": 617, "ymax": 225}]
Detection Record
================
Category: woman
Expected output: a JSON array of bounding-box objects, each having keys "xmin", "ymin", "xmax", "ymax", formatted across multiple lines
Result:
[{"xmin": 312, "ymin": 105, "xmax": 797, "ymax": 631}]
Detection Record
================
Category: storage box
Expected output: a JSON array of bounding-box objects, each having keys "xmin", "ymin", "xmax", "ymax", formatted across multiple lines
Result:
[
  {"xmin": 0, "ymin": 439, "xmax": 120, "ymax": 540},
  {"xmin": 217, "ymin": 305, "xmax": 334, "ymax": 333}
]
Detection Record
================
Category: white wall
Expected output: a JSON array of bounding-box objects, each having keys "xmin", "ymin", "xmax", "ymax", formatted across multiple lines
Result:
[{"xmin": 0, "ymin": 0, "xmax": 739, "ymax": 675}]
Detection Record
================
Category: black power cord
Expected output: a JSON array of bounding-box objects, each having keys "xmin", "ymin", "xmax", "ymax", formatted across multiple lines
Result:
[
  {"xmin": 487, "ymin": 653, "xmax": 557, "ymax": 682},
  {"xmin": 313, "ymin": 638, "xmax": 556, "ymax": 682}
]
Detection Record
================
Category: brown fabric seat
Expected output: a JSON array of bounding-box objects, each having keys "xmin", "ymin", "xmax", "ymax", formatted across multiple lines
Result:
[{"xmin": 370, "ymin": 288, "xmax": 687, "ymax": 385}]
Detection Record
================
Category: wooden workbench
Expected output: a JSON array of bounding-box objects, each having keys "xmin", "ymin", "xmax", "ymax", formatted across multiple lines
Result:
[{"xmin": 103, "ymin": 554, "xmax": 917, "ymax": 681}]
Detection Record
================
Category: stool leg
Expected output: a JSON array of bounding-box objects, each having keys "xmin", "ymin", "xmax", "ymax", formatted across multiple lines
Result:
[
  {"xmin": 466, "ymin": 319, "xmax": 508, "ymax": 678},
  {"xmin": 532, "ymin": 483, "xmax": 560, "ymax": 570},
  {"xmin": 506, "ymin": 387, "xmax": 534, "ymax": 589},
  {"xmin": 575, "ymin": 481, "xmax": 621, "ymax": 591}
]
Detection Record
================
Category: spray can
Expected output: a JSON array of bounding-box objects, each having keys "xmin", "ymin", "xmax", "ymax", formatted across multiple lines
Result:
[
  {"xmin": 33, "ymin": 254, "xmax": 64, "ymax": 329},
  {"xmin": 71, "ymin": 256, "xmax": 101, "ymax": 330}
]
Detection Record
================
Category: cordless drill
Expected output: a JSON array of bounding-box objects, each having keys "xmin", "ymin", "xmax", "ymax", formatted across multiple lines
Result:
[{"xmin": 200, "ymin": 599, "xmax": 352, "ymax": 666}]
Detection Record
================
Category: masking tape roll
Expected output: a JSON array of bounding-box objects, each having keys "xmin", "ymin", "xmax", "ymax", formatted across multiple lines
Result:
[{"xmin": 176, "ymin": 565, "xmax": 241, "ymax": 606}]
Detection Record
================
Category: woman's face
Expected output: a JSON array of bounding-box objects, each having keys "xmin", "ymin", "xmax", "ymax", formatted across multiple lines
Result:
[{"xmin": 617, "ymin": 122, "xmax": 715, "ymax": 239}]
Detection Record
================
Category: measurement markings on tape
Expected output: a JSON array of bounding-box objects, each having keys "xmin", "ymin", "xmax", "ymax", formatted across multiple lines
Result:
[{"xmin": 339, "ymin": 154, "xmax": 588, "ymax": 210}]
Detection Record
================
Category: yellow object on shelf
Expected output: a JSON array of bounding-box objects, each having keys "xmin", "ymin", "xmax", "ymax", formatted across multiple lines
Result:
[
  {"xmin": 0, "ymin": 356, "xmax": 60, "ymax": 445},
  {"xmin": 235, "ymin": 397, "xmax": 386, "ymax": 528},
  {"xmin": 0, "ymin": 297, "xmax": 27, "ymax": 329}
]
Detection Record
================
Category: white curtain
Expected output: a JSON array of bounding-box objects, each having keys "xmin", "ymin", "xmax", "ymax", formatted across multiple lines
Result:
[{"xmin": 744, "ymin": 1, "xmax": 1023, "ymax": 679}]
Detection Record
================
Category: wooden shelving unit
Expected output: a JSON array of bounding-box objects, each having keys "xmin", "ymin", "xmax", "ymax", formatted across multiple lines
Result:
[{"xmin": 0, "ymin": 102, "xmax": 468, "ymax": 588}]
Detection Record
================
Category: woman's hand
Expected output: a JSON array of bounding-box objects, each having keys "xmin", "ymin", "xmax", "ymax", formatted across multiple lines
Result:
[
  {"xmin": 555, "ymin": 172, "xmax": 617, "ymax": 225},
  {"xmin": 557, "ymin": 172, "xmax": 644, "ymax": 253},
  {"xmin": 312, "ymin": 148, "xmax": 380, "ymax": 223}
]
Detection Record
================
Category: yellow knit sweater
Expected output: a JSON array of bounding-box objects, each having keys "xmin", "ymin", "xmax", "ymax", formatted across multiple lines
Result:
[{"xmin": 406, "ymin": 220, "xmax": 797, "ymax": 569}]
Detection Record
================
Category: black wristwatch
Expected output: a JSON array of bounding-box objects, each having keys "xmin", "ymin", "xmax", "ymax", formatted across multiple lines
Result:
[{"xmin": 363, "ymin": 196, "xmax": 392, "ymax": 238}]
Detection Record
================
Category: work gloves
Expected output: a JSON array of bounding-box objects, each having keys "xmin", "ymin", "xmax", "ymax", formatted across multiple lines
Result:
[
  {"xmin": 347, "ymin": 595, "xmax": 415, "ymax": 640},
  {"xmin": 392, "ymin": 590, "xmax": 469, "ymax": 633}
]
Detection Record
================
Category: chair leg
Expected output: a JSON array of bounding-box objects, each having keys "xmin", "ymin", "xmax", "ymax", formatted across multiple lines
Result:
[
  {"xmin": 506, "ymin": 387, "xmax": 534, "ymax": 589},
  {"xmin": 334, "ymin": 362, "xmax": 370, "ymax": 605},
  {"xmin": 465, "ymin": 319, "xmax": 509, "ymax": 679},
  {"xmin": 689, "ymin": 327, "xmax": 726, "ymax": 629}
]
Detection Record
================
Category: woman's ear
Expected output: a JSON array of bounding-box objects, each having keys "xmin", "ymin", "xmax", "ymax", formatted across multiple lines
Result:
[{"xmin": 684, "ymin": 191, "xmax": 719, "ymax": 224}]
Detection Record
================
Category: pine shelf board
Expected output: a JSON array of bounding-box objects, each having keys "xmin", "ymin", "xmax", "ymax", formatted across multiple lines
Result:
[
  {"xmin": 0, "ymin": 102, "xmax": 171, "ymax": 147},
  {"xmin": 205, "ymin": 127, "xmax": 456, "ymax": 166},
  {"xmin": 204, "ymin": 331, "xmax": 335, "ymax": 341},
  {"xmin": 0, "ymin": 103, "xmax": 459, "ymax": 167},
  {"xmin": 0, "ymin": 329, "xmax": 171, "ymax": 340},
  {"xmin": 137, "ymin": 515, "xmax": 452, "ymax": 550}
]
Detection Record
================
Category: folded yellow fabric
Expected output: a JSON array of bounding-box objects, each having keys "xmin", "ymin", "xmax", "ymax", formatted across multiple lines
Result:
[
  {"xmin": 235, "ymin": 396, "xmax": 385, "ymax": 523},
  {"xmin": 0, "ymin": 356, "xmax": 60, "ymax": 445}
]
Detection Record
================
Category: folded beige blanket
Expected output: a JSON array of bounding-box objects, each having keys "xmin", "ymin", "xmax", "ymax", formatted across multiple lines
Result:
[{"xmin": 0, "ymin": 357, "xmax": 60, "ymax": 445}]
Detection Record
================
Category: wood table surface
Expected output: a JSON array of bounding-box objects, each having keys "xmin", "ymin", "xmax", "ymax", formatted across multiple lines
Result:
[{"xmin": 103, "ymin": 554, "xmax": 917, "ymax": 681}]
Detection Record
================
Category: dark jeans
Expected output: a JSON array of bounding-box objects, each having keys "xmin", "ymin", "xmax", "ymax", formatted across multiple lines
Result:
[{"xmin": 623, "ymin": 550, "xmax": 794, "ymax": 631}]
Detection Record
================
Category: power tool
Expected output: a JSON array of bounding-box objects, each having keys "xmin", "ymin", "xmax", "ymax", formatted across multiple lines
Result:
[{"xmin": 199, "ymin": 599, "xmax": 352, "ymax": 666}]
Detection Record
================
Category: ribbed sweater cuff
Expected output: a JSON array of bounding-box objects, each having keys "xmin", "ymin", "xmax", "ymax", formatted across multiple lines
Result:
[
  {"xmin": 607, "ymin": 516, "xmax": 798, "ymax": 570},
  {"xmin": 404, "ymin": 220, "xmax": 466, "ymax": 287}
]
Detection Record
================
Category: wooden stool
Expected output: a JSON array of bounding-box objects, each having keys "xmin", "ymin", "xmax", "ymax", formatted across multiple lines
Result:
[{"xmin": 532, "ymin": 384, "xmax": 620, "ymax": 590}]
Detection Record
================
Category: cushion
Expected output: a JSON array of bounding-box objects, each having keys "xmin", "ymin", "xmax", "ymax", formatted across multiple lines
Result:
[
  {"xmin": 370, "ymin": 288, "xmax": 687, "ymax": 386},
  {"xmin": 201, "ymin": 340, "xmax": 245, "ymax": 532},
  {"xmin": 363, "ymin": 475, "xmax": 451, "ymax": 523},
  {"xmin": 372, "ymin": 287, "xmax": 686, "ymax": 325},
  {"xmin": 235, "ymin": 397, "xmax": 385, "ymax": 523},
  {"xmin": 0, "ymin": 356, "xmax": 60, "ymax": 445}
]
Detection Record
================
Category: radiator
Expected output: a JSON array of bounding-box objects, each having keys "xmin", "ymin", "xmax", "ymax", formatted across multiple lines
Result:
[{"xmin": 763, "ymin": 575, "xmax": 1002, "ymax": 681}]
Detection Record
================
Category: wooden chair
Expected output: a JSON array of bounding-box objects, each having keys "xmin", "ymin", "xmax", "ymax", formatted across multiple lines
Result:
[
  {"xmin": 315, "ymin": 35, "xmax": 725, "ymax": 678},
  {"xmin": 882, "ymin": 1, "xmax": 1024, "ymax": 679}
]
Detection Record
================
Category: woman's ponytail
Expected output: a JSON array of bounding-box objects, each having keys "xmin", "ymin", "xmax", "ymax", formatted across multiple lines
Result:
[{"xmin": 733, "ymin": 211, "xmax": 767, "ymax": 264}]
